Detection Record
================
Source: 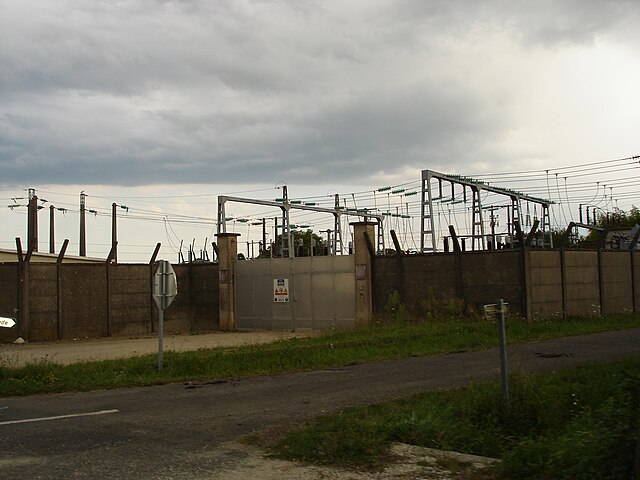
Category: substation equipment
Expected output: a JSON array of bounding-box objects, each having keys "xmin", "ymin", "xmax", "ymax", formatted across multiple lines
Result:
[
  {"xmin": 217, "ymin": 188, "xmax": 386, "ymax": 258},
  {"xmin": 420, "ymin": 169, "xmax": 554, "ymax": 253}
]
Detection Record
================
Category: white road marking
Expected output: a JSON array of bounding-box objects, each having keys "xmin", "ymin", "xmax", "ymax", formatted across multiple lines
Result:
[{"xmin": 0, "ymin": 409, "xmax": 119, "ymax": 426}]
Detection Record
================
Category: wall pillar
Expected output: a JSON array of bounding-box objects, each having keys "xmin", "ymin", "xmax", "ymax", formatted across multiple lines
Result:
[
  {"xmin": 216, "ymin": 233, "xmax": 240, "ymax": 330},
  {"xmin": 352, "ymin": 222, "xmax": 375, "ymax": 325}
]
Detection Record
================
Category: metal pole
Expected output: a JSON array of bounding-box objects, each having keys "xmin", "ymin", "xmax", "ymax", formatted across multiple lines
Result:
[
  {"xmin": 498, "ymin": 298, "xmax": 510, "ymax": 412},
  {"xmin": 79, "ymin": 192, "xmax": 86, "ymax": 256},
  {"xmin": 111, "ymin": 203, "xmax": 118, "ymax": 263},
  {"xmin": 28, "ymin": 193, "xmax": 39, "ymax": 253},
  {"xmin": 158, "ymin": 307, "xmax": 164, "ymax": 371},
  {"xmin": 157, "ymin": 260, "xmax": 166, "ymax": 371},
  {"xmin": 49, "ymin": 205, "xmax": 55, "ymax": 254}
]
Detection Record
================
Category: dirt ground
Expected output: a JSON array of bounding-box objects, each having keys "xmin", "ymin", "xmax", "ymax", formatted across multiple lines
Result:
[
  {"xmin": 212, "ymin": 442, "xmax": 497, "ymax": 480},
  {"xmin": 0, "ymin": 330, "xmax": 315, "ymax": 367}
]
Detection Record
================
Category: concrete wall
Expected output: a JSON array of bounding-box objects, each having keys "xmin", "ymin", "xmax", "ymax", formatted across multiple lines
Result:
[
  {"xmin": 461, "ymin": 251, "xmax": 522, "ymax": 311},
  {"xmin": 3, "ymin": 246, "xmax": 638, "ymax": 341},
  {"xmin": 600, "ymin": 251, "xmax": 634, "ymax": 315},
  {"xmin": 0, "ymin": 249, "xmax": 103, "ymax": 263},
  {"xmin": 109, "ymin": 264, "xmax": 153, "ymax": 337},
  {"xmin": 162, "ymin": 264, "xmax": 219, "ymax": 334},
  {"xmin": 0, "ymin": 262, "xmax": 219, "ymax": 343},
  {"xmin": 374, "ymin": 250, "xmax": 523, "ymax": 318},
  {"xmin": 0, "ymin": 264, "xmax": 19, "ymax": 343},
  {"xmin": 30, "ymin": 264, "xmax": 62, "ymax": 341},
  {"xmin": 374, "ymin": 248, "xmax": 639, "ymax": 321},
  {"xmin": 563, "ymin": 251, "xmax": 600, "ymax": 316},
  {"xmin": 529, "ymin": 250, "xmax": 563, "ymax": 317}
]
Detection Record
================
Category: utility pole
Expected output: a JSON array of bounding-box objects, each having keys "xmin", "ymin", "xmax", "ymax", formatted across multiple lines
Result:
[
  {"xmin": 49, "ymin": 205, "xmax": 55, "ymax": 254},
  {"xmin": 326, "ymin": 229, "xmax": 332, "ymax": 255},
  {"xmin": 281, "ymin": 185, "xmax": 291, "ymax": 258},
  {"xmin": 79, "ymin": 191, "xmax": 86, "ymax": 256},
  {"xmin": 274, "ymin": 217, "xmax": 279, "ymax": 257},
  {"xmin": 333, "ymin": 194, "xmax": 342, "ymax": 255},
  {"xmin": 27, "ymin": 188, "xmax": 38, "ymax": 253},
  {"xmin": 111, "ymin": 203, "xmax": 118, "ymax": 263},
  {"xmin": 48, "ymin": 205, "xmax": 67, "ymax": 254},
  {"xmin": 262, "ymin": 218, "xmax": 267, "ymax": 257}
]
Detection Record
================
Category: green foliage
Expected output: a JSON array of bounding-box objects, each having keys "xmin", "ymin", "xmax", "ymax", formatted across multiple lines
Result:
[
  {"xmin": 502, "ymin": 374, "xmax": 639, "ymax": 479},
  {"xmin": 271, "ymin": 412, "xmax": 390, "ymax": 466},
  {"xmin": 1, "ymin": 314, "xmax": 639, "ymax": 396},
  {"xmin": 419, "ymin": 287, "xmax": 467, "ymax": 321},
  {"xmin": 270, "ymin": 358, "xmax": 640, "ymax": 479},
  {"xmin": 581, "ymin": 205, "xmax": 640, "ymax": 246},
  {"xmin": 383, "ymin": 290, "xmax": 408, "ymax": 322},
  {"xmin": 594, "ymin": 205, "xmax": 640, "ymax": 229},
  {"xmin": 383, "ymin": 288, "xmax": 469, "ymax": 323},
  {"xmin": 263, "ymin": 229, "xmax": 327, "ymax": 257}
]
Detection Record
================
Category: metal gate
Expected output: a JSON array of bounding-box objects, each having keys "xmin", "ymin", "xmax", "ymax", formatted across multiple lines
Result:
[{"xmin": 235, "ymin": 255, "xmax": 356, "ymax": 330}]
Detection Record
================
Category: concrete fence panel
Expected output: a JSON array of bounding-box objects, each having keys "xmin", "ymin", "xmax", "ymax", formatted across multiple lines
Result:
[
  {"xmin": 372, "ymin": 257, "xmax": 401, "ymax": 316},
  {"xmin": 27, "ymin": 264, "xmax": 59, "ymax": 341},
  {"xmin": 563, "ymin": 251, "xmax": 600, "ymax": 316},
  {"xmin": 402, "ymin": 254, "xmax": 457, "ymax": 320},
  {"xmin": 109, "ymin": 264, "xmax": 152, "ymax": 337},
  {"xmin": 0, "ymin": 264, "xmax": 19, "ymax": 342},
  {"xmin": 461, "ymin": 250, "xmax": 522, "ymax": 314},
  {"xmin": 60, "ymin": 264, "xmax": 109, "ymax": 339},
  {"xmin": 600, "ymin": 251, "xmax": 634, "ymax": 315},
  {"xmin": 160, "ymin": 263, "xmax": 219, "ymax": 334},
  {"xmin": 529, "ymin": 250, "xmax": 563, "ymax": 317},
  {"xmin": 179, "ymin": 263, "xmax": 219, "ymax": 332}
]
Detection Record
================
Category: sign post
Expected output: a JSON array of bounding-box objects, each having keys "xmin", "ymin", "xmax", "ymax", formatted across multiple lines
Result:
[
  {"xmin": 153, "ymin": 260, "xmax": 177, "ymax": 371},
  {"xmin": 484, "ymin": 299, "xmax": 510, "ymax": 413},
  {"xmin": 497, "ymin": 298, "xmax": 509, "ymax": 413}
]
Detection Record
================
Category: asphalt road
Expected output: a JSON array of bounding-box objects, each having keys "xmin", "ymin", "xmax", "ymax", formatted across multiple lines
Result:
[{"xmin": 2, "ymin": 328, "xmax": 640, "ymax": 479}]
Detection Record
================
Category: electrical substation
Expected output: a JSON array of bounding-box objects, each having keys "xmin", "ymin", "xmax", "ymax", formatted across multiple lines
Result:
[
  {"xmin": 2, "ymin": 155, "xmax": 640, "ymax": 342},
  {"xmin": 217, "ymin": 185, "xmax": 386, "ymax": 259},
  {"xmin": 420, "ymin": 170, "xmax": 554, "ymax": 253}
]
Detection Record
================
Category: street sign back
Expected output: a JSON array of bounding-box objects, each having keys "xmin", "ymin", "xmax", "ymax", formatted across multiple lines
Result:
[{"xmin": 153, "ymin": 261, "xmax": 178, "ymax": 310}]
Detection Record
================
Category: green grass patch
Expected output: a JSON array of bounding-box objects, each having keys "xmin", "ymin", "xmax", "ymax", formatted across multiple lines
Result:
[
  {"xmin": 270, "ymin": 357, "xmax": 640, "ymax": 479},
  {"xmin": 0, "ymin": 313, "xmax": 639, "ymax": 397}
]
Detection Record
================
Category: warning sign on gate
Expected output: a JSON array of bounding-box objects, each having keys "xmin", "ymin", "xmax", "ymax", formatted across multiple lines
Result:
[{"xmin": 273, "ymin": 278, "xmax": 289, "ymax": 303}]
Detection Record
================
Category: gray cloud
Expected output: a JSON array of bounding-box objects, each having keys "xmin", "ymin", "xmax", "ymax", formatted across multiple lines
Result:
[{"xmin": 1, "ymin": 0, "xmax": 639, "ymax": 188}]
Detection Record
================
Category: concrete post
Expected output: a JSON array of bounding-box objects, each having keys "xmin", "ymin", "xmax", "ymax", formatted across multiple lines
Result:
[
  {"xmin": 352, "ymin": 222, "xmax": 375, "ymax": 325},
  {"xmin": 216, "ymin": 233, "xmax": 240, "ymax": 330}
]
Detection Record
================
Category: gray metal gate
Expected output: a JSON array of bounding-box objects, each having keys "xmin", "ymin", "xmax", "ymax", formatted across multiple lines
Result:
[{"xmin": 235, "ymin": 255, "xmax": 356, "ymax": 330}]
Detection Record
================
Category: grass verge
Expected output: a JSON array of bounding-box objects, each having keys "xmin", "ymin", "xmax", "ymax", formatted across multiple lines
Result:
[
  {"xmin": 0, "ymin": 313, "xmax": 639, "ymax": 397},
  {"xmin": 269, "ymin": 356, "xmax": 640, "ymax": 479}
]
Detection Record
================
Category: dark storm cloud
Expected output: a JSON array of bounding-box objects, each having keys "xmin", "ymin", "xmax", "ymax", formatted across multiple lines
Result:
[{"xmin": 1, "ymin": 0, "xmax": 639, "ymax": 188}]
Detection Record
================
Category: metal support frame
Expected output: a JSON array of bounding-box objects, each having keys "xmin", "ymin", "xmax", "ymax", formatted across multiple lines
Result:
[
  {"xmin": 420, "ymin": 170, "xmax": 437, "ymax": 253},
  {"xmin": 541, "ymin": 204, "xmax": 553, "ymax": 247},
  {"xmin": 510, "ymin": 195, "xmax": 521, "ymax": 241},
  {"xmin": 217, "ymin": 194, "xmax": 385, "ymax": 256},
  {"xmin": 471, "ymin": 186, "xmax": 485, "ymax": 250},
  {"xmin": 333, "ymin": 194, "xmax": 344, "ymax": 255},
  {"xmin": 420, "ymin": 169, "xmax": 553, "ymax": 253}
]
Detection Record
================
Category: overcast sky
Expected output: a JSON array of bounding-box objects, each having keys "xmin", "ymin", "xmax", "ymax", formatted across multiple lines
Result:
[
  {"xmin": 1, "ymin": 1, "xmax": 639, "ymax": 259},
  {"xmin": 2, "ymin": 0, "xmax": 639, "ymax": 188}
]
